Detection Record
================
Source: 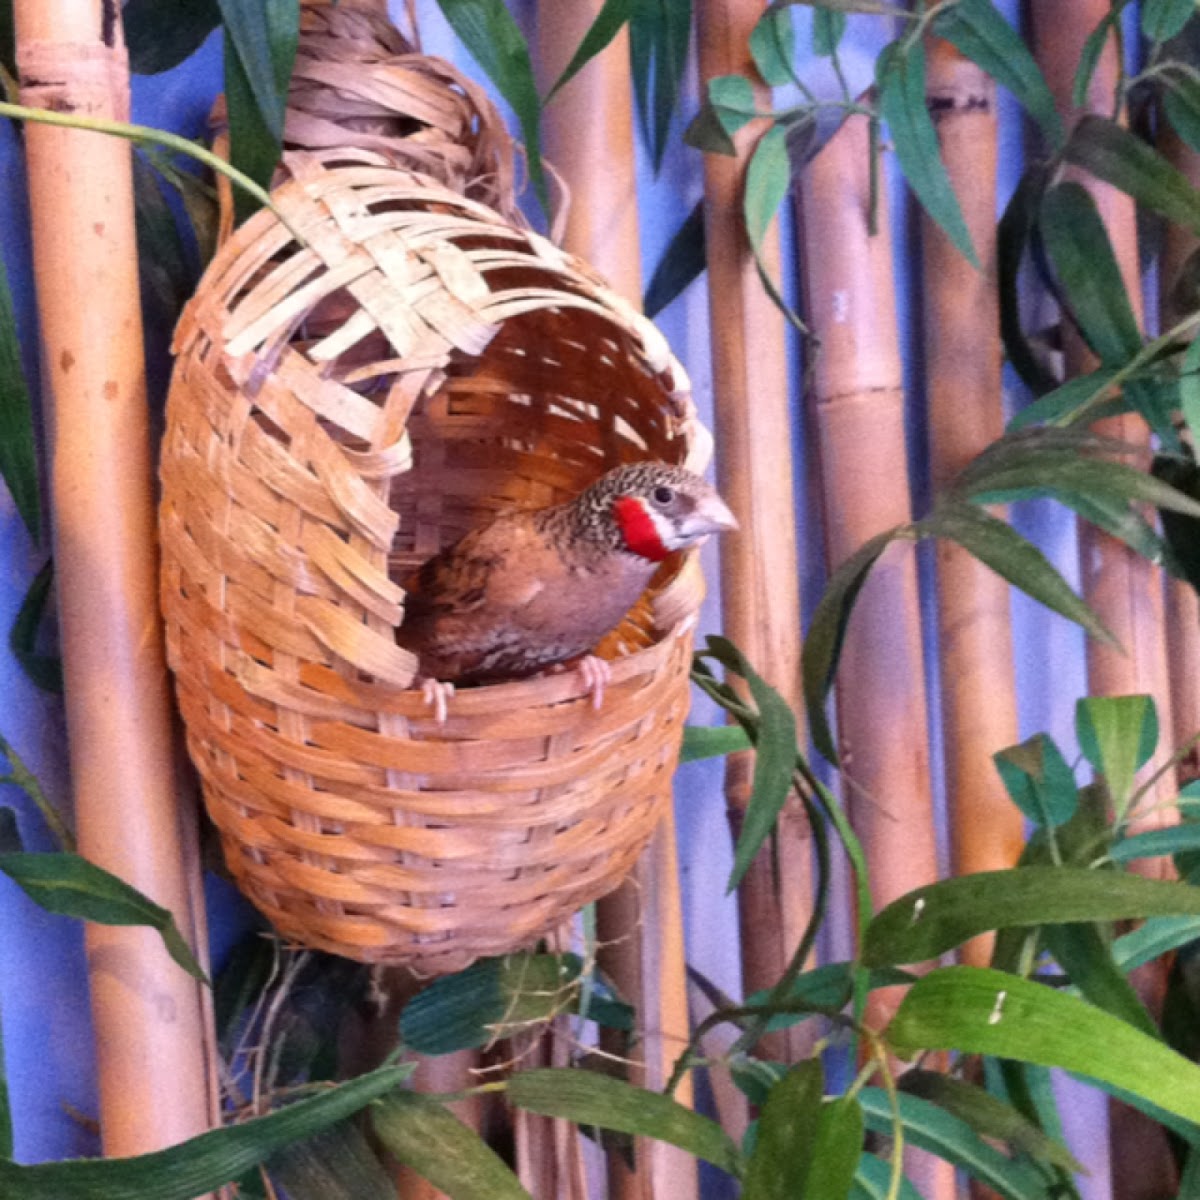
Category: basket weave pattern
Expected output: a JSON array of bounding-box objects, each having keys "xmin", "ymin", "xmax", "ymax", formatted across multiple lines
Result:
[{"xmin": 160, "ymin": 149, "xmax": 709, "ymax": 971}]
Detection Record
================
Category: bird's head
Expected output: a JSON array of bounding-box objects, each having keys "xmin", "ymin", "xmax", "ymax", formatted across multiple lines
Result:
[{"xmin": 579, "ymin": 462, "xmax": 739, "ymax": 562}]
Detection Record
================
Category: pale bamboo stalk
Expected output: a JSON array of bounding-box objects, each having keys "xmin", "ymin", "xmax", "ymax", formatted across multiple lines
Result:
[
  {"xmin": 797, "ymin": 109, "xmax": 953, "ymax": 1200},
  {"xmin": 922, "ymin": 40, "xmax": 1023, "ymax": 967},
  {"xmin": 12, "ymin": 0, "xmax": 218, "ymax": 1165},
  {"xmin": 1032, "ymin": 7, "xmax": 1177, "ymax": 1196},
  {"xmin": 1158, "ymin": 125, "xmax": 1200, "ymax": 776},
  {"xmin": 536, "ymin": 8, "xmax": 698, "ymax": 1194},
  {"xmin": 694, "ymin": 0, "xmax": 815, "ymax": 1067}
]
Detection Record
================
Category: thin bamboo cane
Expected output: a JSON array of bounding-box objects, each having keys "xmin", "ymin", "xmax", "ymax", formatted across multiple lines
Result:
[
  {"xmin": 797, "ymin": 109, "xmax": 953, "ymax": 1200},
  {"xmin": 922, "ymin": 40, "xmax": 1022, "ymax": 967},
  {"xmin": 537, "ymin": 8, "xmax": 698, "ymax": 1195},
  {"xmin": 1031, "ymin": 6, "xmax": 1177, "ymax": 1196},
  {"xmin": 694, "ymin": 0, "xmax": 814, "ymax": 1068},
  {"xmin": 1158, "ymin": 125, "xmax": 1200, "ymax": 778},
  {"xmin": 12, "ymin": 0, "xmax": 218, "ymax": 1165}
]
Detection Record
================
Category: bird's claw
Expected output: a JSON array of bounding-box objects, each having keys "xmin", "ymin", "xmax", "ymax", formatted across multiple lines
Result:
[
  {"xmin": 576, "ymin": 655, "xmax": 611, "ymax": 711},
  {"xmin": 420, "ymin": 678, "xmax": 455, "ymax": 724}
]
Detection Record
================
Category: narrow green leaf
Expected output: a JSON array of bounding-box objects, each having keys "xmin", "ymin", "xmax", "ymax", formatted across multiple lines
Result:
[
  {"xmin": 709, "ymin": 74, "xmax": 757, "ymax": 137},
  {"xmin": 1164, "ymin": 73, "xmax": 1200, "ymax": 156},
  {"xmin": 1007, "ymin": 371, "xmax": 1119, "ymax": 434},
  {"xmin": 1114, "ymin": 823, "xmax": 1200, "ymax": 864},
  {"xmin": 1040, "ymin": 180, "xmax": 1141, "ymax": 365},
  {"xmin": 749, "ymin": 10, "xmax": 796, "ymax": 87},
  {"xmin": 214, "ymin": 932, "xmax": 276, "ymax": 1051},
  {"xmin": 0, "ymin": 1065, "xmax": 411, "ymax": 1200},
  {"xmin": 993, "ymin": 734, "xmax": 1078, "ymax": 829},
  {"xmin": 802, "ymin": 528, "xmax": 901, "ymax": 763},
  {"xmin": 742, "ymin": 1059, "xmax": 824, "ymax": 1200},
  {"xmin": 1114, "ymin": 914, "xmax": 1200, "ymax": 972},
  {"xmin": 1043, "ymin": 921, "xmax": 1157, "ymax": 1035},
  {"xmin": 1054, "ymin": 488, "xmax": 1173, "ymax": 573},
  {"xmin": 812, "ymin": 10, "xmax": 848, "ymax": 56},
  {"xmin": 700, "ymin": 636, "xmax": 799, "ymax": 893},
  {"xmin": 887, "ymin": 966, "xmax": 1200, "ymax": 1125},
  {"xmin": 877, "ymin": 40, "xmax": 978, "ymax": 267},
  {"xmin": 545, "ymin": 0, "xmax": 633, "ymax": 101},
  {"xmin": 997, "ymin": 166, "xmax": 1058, "ymax": 394},
  {"xmin": 0, "ymin": 851, "xmax": 208, "ymax": 983},
  {"xmin": 919, "ymin": 502, "xmax": 1113, "ymax": 646},
  {"xmin": 9, "ymin": 559, "xmax": 62, "ymax": 694},
  {"xmin": 803, "ymin": 1097, "xmax": 863, "ymax": 1199},
  {"xmin": 864, "ymin": 866, "xmax": 1200, "ymax": 968},
  {"xmin": 1065, "ymin": 114, "xmax": 1200, "ymax": 241},
  {"xmin": 1142, "ymin": 0, "xmax": 1196, "ymax": 42},
  {"xmin": 0, "ymin": 249, "xmax": 40, "ymax": 542},
  {"xmin": 683, "ymin": 98, "xmax": 738, "ymax": 156},
  {"xmin": 897, "ymin": 1070, "xmax": 1083, "ymax": 1174},
  {"xmin": 743, "ymin": 123, "xmax": 801, "ymax": 326},
  {"xmin": 859, "ymin": 1087, "xmax": 1050, "ymax": 1200},
  {"xmin": 1182, "ymin": 335, "xmax": 1200, "ymax": 459},
  {"xmin": 644, "ymin": 199, "xmax": 706, "ymax": 316},
  {"xmin": 1076, "ymin": 695, "xmax": 1158, "ymax": 810},
  {"xmin": 630, "ymin": 0, "xmax": 692, "ymax": 171},
  {"xmin": 768, "ymin": 0, "xmax": 909, "ymax": 14},
  {"xmin": 851, "ymin": 1153, "xmax": 922, "ymax": 1200},
  {"xmin": 1072, "ymin": 9, "xmax": 1118, "ymax": 108},
  {"xmin": 932, "ymin": 0, "xmax": 1063, "ymax": 146},
  {"xmin": 373, "ymin": 1093, "xmax": 532, "ymax": 1200},
  {"xmin": 681, "ymin": 723, "xmax": 752, "ymax": 762},
  {"xmin": 124, "ymin": 0, "xmax": 221, "ymax": 75},
  {"xmin": 266, "ymin": 1121, "xmax": 395, "ymax": 1200},
  {"xmin": 507, "ymin": 1069, "xmax": 743, "ymax": 1177}
]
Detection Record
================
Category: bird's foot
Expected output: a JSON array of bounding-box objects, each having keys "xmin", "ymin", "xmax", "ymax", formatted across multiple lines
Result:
[
  {"xmin": 420, "ymin": 677, "xmax": 455, "ymax": 724},
  {"xmin": 575, "ymin": 654, "xmax": 611, "ymax": 711}
]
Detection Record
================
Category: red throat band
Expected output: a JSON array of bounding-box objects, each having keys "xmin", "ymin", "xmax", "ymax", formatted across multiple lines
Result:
[{"xmin": 613, "ymin": 496, "xmax": 670, "ymax": 562}]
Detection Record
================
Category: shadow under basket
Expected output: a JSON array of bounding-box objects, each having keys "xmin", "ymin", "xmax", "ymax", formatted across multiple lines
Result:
[{"xmin": 159, "ymin": 149, "xmax": 711, "ymax": 974}]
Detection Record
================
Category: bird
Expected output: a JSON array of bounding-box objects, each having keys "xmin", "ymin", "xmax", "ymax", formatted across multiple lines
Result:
[{"xmin": 396, "ymin": 460, "xmax": 738, "ymax": 721}]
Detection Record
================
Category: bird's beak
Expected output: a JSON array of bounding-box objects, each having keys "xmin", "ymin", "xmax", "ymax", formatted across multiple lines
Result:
[{"xmin": 684, "ymin": 493, "xmax": 739, "ymax": 538}]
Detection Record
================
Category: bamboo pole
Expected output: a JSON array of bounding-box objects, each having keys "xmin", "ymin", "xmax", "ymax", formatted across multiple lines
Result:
[
  {"xmin": 922, "ymin": 40, "xmax": 1023, "ymax": 966},
  {"xmin": 536, "ymin": 8, "xmax": 698, "ymax": 1195},
  {"xmin": 694, "ymin": 0, "xmax": 815, "ymax": 1068},
  {"xmin": 1158, "ymin": 125, "xmax": 1200, "ymax": 778},
  {"xmin": 1031, "ymin": 6, "xmax": 1177, "ymax": 1196},
  {"xmin": 12, "ymin": 0, "xmax": 218, "ymax": 1164},
  {"xmin": 797, "ymin": 109, "xmax": 953, "ymax": 1200}
]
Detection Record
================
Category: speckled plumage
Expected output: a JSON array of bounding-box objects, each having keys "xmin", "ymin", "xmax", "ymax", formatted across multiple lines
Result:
[{"xmin": 397, "ymin": 462, "xmax": 736, "ymax": 687}]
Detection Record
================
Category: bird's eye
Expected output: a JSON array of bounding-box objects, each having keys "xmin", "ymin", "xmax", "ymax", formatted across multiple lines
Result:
[{"xmin": 652, "ymin": 485, "xmax": 675, "ymax": 506}]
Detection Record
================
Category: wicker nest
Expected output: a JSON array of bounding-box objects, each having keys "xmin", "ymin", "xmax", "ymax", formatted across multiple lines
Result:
[{"xmin": 159, "ymin": 147, "xmax": 710, "ymax": 972}]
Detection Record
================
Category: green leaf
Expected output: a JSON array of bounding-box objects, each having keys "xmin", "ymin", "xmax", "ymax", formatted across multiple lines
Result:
[
  {"xmin": 1072, "ymin": 8, "xmax": 1119, "ymax": 109},
  {"xmin": 1044, "ymin": 921, "xmax": 1157, "ymax": 1035},
  {"xmin": 644, "ymin": 199, "xmax": 706, "ymax": 316},
  {"xmin": 507, "ymin": 1069, "xmax": 743, "ymax": 1177},
  {"xmin": 1153, "ymin": 453, "xmax": 1200, "ymax": 596},
  {"xmin": 0, "ymin": 851, "xmax": 208, "ymax": 983},
  {"xmin": 0, "ymin": 1064, "xmax": 411, "ymax": 1199},
  {"xmin": 1076, "ymin": 695, "xmax": 1158, "ymax": 810},
  {"xmin": 851, "ymin": 1153, "xmax": 923, "ymax": 1200},
  {"xmin": 745, "ymin": 963, "xmax": 915, "ymax": 1032},
  {"xmin": 214, "ymin": 931, "xmax": 276, "ymax": 1051},
  {"xmin": 220, "ymin": 0, "xmax": 300, "ymax": 224},
  {"xmin": 545, "ymin": 0, "xmax": 633, "ymax": 100},
  {"xmin": 399, "ymin": 953, "xmax": 630, "ymax": 1056},
  {"xmin": 769, "ymin": 0, "xmax": 909, "ymax": 13},
  {"xmin": 1006, "ymin": 369, "xmax": 1119, "ymax": 432},
  {"xmin": 812, "ymin": 10, "xmax": 847, "ymax": 56},
  {"xmin": 709, "ymin": 73, "xmax": 757, "ymax": 137},
  {"xmin": 373, "ymin": 1093, "xmax": 532, "ymax": 1200},
  {"xmin": 932, "ymin": 0, "xmax": 1063, "ymax": 147},
  {"xmin": 993, "ymin": 733, "xmax": 1078, "ymax": 828},
  {"xmin": 1054, "ymin": 487, "xmax": 1174, "ymax": 572},
  {"xmin": 743, "ymin": 123, "xmax": 802, "ymax": 327},
  {"xmin": 1113, "ymin": 825, "xmax": 1200, "ymax": 864},
  {"xmin": 681, "ymin": 723, "xmax": 752, "ymax": 762},
  {"xmin": 749, "ymin": 10, "xmax": 796, "ymax": 87},
  {"xmin": 804, "ymin": 1097, "xmax": 863, "ymax": 1199},
  {"xmin": 877, "ymin": 40, "xmax": 978, "ymax": 267},
  {"xmin": 802, "ymin": 528, "xmax": 901, "ymax": 763},
  {"xmin": 1114, "ymin": 914, "xmax": 1200, "ymax": 972},
  {"xmin": 1039, "ymin": 180, "xmax": 1141, "ymax": 365},
  {"xmin": 630, "ymin": 0, "xmax": 692, "ymax": 171},
  {"xmin": 134, "ymin": 153, "xmax": 194, "ymax": 327},
  {"xmin": 919, "ymin": 502, "xmax": 1113, "ymax": 647},
  {"xmin": 266, "ymin": 1121, "xmax": 395, "ymax": 1200},
  {"xmin": 887, "ymin": 966, "xmax": 1200, "ymax": 1126},
  {"xmin": 699, "ymin": 636, "xmax": 799, "ymax": 893},
  {"xmin": 1064, "ymin": 114, "xmax": 1200, "ymax": 241},
  {"xmin": 1164, "ymin": 72, "xmax": 1200, "ymax": 156},
  {"xmin": 864, "ymin": 866, "xmax": 1200, "ymax": 967},
  {"xmin": 742, "ymin": 1059, "xmax": 823, "ymax": 1200},
  {"xmin": 1142, "ymin": 0, "xmax": 1196, "ymax": 42},
  {"xmin": 1182, "ymin": 334, "xmax": 1200, "ymax": 452},
  {"xmin": 997, "ymin": 166, "xmax": 1058, "ymax": 394},
  {"xmin": 0, "ymin": 247, "xmax": 40, "ymax": 542},
  {"xmin": 124, "ymin": 0, "xmax": 221, "ymax": 75},
  {"xmin": 9, "ymin": 559, "xmax": 62, "ymax": 694},
  {"xmin": 897, "ymin": 1070, "xmax": 1083, "ymax": 1174},
  {"xmin": 858, "ymin": 1087, "xmax": 1050, "ymax": 1200}
]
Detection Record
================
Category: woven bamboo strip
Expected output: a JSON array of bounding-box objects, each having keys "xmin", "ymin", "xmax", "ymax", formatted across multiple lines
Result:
[
  {"xmin": 922, "ymin": 39, "xmax": 1022, "ymax": 967},
  {"xmin": 797, "ymin": 109, "xmax": 953, "ymax": 1200},
  {"xmin": 12, "ymin": 0, "xmax": 218, "ymax": 1167},
  {"xmin": 537, "ymin": 8, "xmax": 697, "ymax": 1195},
  {"xmin": 1158, "ymin": 126, "xmax": 1200, "ymax": 778},
  {"xmin": 1031, "ymin": 5, "xmax": 1177, "ymax": 1196},
  {"xmin": 694, "ymin": 0, "xmax": 813, "ymax": 1067}
]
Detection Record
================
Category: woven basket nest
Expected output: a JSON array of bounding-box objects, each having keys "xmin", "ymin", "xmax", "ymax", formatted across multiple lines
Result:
[{"xmin": 159, "ymin": 139, "xmax": 712, "ymax": 973}]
